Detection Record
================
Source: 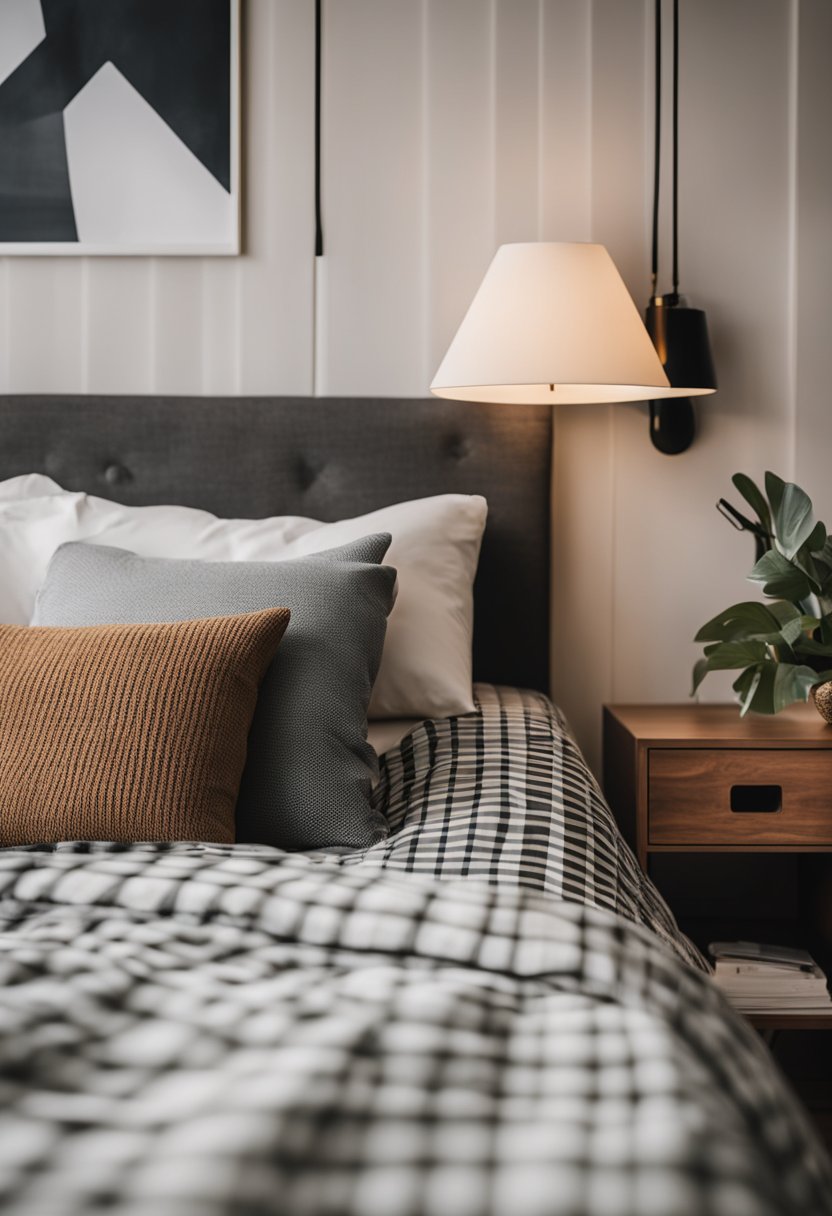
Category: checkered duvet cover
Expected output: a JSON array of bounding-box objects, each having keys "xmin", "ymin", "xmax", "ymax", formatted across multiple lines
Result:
[{"xmin": 0, "ymin": 687, "xmax": 830, "ymax": 1215}]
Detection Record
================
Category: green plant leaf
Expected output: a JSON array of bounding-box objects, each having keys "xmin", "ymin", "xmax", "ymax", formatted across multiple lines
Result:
[
  {"xmin": 765, "ymin": 471, "xmax": 786, "ymax": 521},
  {"xmin": 807, "ymin": 520, "xmax": 827, "ymax": 554},
  {"xmin": 812, "ymin": 538, "xmax": 832, "ymax": 597},
  {"xmin": 748, "ymin": 549, "xmax": 816, "ymax": 600},
  {"xmin": 779, "ymin": 620, "xmax": 804, "ymax": 647},
  {"xmin": 740, "ymin": 661, "xmax": 826, "ymax": 715},
  {"xmin": 691, "ymin": 657, "xmax": 711, "ymax": 695},
  {"xmin": 701, "ymin": 640, "xmax": 769, "ymax": 671},
  {"xmin": 772, "ymin": 664, "xmax": 821, "ymax": 712},
  {"xmin": 794, "ymin": 636, "xmax": 832, "ymax": 658},
  {"xmin": 814, "ymin": 537, "xmax": 832, "ymax": 567},
  {"xmin": 740, "ymin": 664, "xmax": 768, "ymax": 716},
  {"xmin": 765, "ymin": 600, "xmax": 805, "ymax": 646},
  {"xmin": 800, "ymin": 614, "xmax": 822, "ymax": 631},
  {"xmin": 691, "ymin": 641, "xmax": 769, "ymax": 695},
  {"xmin": 694, "ymin": 601, "xmax": 782, "ymax": 643},
  {"xmin": 732, "ymin": 473, "xmax": 772, "ymax": 537},
  {"xmin": 767, "ymin": 601, "xmax": 803, "ymax": 625},
  {"xmin": 773, "ymin": 481, "xmax": 815, "ymax": 559},
  {"xmin": 732, "ymin": 665, "xmax": 759, "ymax": 699},
  {"xmin": 742, "ymin": 661, "xmax": 781, "ymax": 714},
  {"xmin": 695, "ymin": 472, "xmax": 831, "ymax": 716},
  {"xmin": 793, "ymin": 549, "xmax": 825, "ymax": 589},
  {"xmin": 733, "ymin": 664, "xmax": 763, "ymax": 717}
]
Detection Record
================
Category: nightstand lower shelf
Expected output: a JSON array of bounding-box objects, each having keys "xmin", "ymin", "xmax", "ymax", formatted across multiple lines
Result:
[
  {"xmin": 677, "ymin": 907, "xmax": 832, "ymax": 1031},
  {"xmin": 745, "ymin": 1012, "xmax": 832, "ymax": 1030}
]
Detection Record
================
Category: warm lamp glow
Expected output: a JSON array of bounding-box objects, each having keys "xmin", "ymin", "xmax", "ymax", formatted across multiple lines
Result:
[{"xmin": 430, "ymin": 242, "xmax": 713, "ymax": 406}]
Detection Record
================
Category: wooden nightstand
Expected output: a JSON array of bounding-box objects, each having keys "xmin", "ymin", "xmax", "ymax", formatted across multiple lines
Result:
[{"xmin": 603, "ymin": 702, "xmax": 832, "ymax": 1031}]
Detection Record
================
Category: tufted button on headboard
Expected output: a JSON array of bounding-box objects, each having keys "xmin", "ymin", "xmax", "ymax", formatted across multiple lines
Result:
[
  {"xmin": 0, "ymin": 394, "xmax": 552, "ymax": 693},
  {"xmin": 103, "ymin": 462, "xmax": 133, "ymax": 487}
]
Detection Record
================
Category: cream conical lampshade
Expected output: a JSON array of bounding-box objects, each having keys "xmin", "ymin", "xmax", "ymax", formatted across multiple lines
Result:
[{"xmin": 431, "ymin": 242, "xmax": 712, "ymax": 405}]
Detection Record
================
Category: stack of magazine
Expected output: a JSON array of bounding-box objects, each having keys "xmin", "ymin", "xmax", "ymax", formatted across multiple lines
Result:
[{"xmin": 709, "ymin": 941, "xmax": 832, "ymax": 1014}]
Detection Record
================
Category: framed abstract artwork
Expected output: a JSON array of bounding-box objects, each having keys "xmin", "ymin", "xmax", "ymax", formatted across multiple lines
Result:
[{"xmin": 0, "ymin": 0, "xmax": 240, "ymax": 255}]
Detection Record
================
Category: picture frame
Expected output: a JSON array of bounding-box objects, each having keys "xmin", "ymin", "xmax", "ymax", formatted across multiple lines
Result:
[{"xmin": 0, "ymin": 0, "xmax": 241, "ymax": 256}]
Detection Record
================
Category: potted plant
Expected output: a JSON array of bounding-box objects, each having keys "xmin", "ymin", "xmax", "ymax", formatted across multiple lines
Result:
[{"xmin": 693, "ymin": 472, "xmax": 832, "ymax": 722}]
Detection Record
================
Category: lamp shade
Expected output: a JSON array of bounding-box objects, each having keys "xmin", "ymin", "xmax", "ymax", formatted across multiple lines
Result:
[{"xmin": 430, "ymin": 242, "xmax": 713, "ymax": 405}]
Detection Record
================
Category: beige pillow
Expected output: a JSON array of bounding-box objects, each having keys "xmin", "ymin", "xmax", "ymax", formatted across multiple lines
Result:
[{"xmin": 0, "ymin": 609, "xmax": 289, "ymax": 846}]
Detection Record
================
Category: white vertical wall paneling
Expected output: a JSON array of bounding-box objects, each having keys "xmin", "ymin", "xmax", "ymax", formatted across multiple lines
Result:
[
  {"xmin": 794, "ymin": 0, "xmax": 832, "ymax": 522},
  {"xmin": 538, "ymin": 0, "xmax": 592, "ymax": 243},
  {"xmin": 0, "ymin": 263, "xmax": 8, "ymax": 391},
  {"xmin": 84, "ymin": 260, "xmax": 154, "ymax": 393},
  {"xmin": 200, "ymin": 263, "xmax": 241, "ymax": 395},
  {"xmin": 6, "ymin": 260, "xmax": 85, "ymax": 392},
  {"xmin": 150, "ymin": 258, "xmax": 204, "ymax": 394},
  {"xmin": 319, "ymin": 0, "xmax": 425, "ymax": 396},
  {"xmin": 424, "ymin": 0, "xmax": 494, "ymax": 380},
  {"xmin": 238, "ymin": 0, "xmax": 316, "ymax": 396},
  {"xmin": 609, "ymin": 0, "xmax": 794, "ymax": 721},
  {"xmin": 494, "ymin": 0, "xmax": 540, "ymax": 246},
  {"xmin": 680, "ymin": 0, "xmax": 792, "ymax": 463}
]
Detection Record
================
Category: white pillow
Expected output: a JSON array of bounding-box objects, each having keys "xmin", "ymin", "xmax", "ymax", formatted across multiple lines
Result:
[
  {"xmin": 0, "ymin": 476, "xmax": 487, "ymax": 719},
  {"xmin": 0, "ymin": 473, "xmax": 62, "ymax": 502}
]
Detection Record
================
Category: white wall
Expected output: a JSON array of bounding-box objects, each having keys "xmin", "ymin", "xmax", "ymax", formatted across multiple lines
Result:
[{"xmin": 1, "ymin": 0, "xmax": 830, "ymax": 771}]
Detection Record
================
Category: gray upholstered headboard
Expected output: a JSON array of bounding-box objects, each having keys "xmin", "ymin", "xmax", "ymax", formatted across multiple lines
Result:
[{"xmin": 0, "ymin": 395, "xmax": 552, "ymax": 693}]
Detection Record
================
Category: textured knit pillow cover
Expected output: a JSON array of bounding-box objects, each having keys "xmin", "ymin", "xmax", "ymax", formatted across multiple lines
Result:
[
  {"xmin": 0, "ymin": 475, "xmax": 486, "ymax": 719},
  {"xmin": 0, "ymin": 610, "xmax": 289, "ymax": 847},
  {"xmin": 34, "ymin": 537, "xmax": 397, "ymax": 850}
]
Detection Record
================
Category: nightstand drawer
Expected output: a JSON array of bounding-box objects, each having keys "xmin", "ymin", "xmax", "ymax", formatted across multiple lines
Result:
[{"xmin": 649, "ymin": 748, "xmax": 832, "ymax": 846}]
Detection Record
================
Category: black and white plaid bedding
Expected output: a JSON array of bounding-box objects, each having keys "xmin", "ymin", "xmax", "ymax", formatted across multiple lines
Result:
[
  {"xmin": 0, "ymin": 687, "xmax": 830, "ymax": 1214},
  {"xmin": 353, "ymin": 685, "xmax": 705, "ymax": 972}
]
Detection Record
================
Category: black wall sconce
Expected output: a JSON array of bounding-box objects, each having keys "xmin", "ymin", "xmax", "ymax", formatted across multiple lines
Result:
[{"xmin": 646, "ymin": 0, "xmax": 717, "ymax": 455}]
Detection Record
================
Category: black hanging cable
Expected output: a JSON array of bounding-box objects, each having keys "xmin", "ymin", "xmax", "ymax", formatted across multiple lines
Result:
[
  {"xmin": 648, "ymin": 0, "xmax": 664, "ymax": 443},
  {"xmin": 650, "ymin": 0, "xmax": 661, "ymax": 298},
  {"xmin": 314, "ymin": 0, "xmax": 323, "ymax": 256},
  {"xmin": 646, "ymin": 0, "xmax": 715, "ymax": 454},
  {"xmin": 671, "ymin": 0, "xmax": 679, "ymax": 300}
]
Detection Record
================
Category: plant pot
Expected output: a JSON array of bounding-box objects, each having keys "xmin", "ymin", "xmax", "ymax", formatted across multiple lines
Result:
[{"xmin": 812, "ymin": 682, "xmax": 832, "ymax": 725}]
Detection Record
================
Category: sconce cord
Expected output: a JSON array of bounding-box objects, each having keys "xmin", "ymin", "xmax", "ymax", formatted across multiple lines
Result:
[
  {"xmin": 315, "ymin": 0, "xmax": 323, "ymax": 257},
  {"xmin": 650, "ymin": 0, "xmax": 661, "ymax": 298},
  {"xmin": 651, "ymin": 0, "xmax": 681, "ymax": 303},
  {"xmin": 671, "ymin": 0, "xmax": 679, "ymax": 301}
]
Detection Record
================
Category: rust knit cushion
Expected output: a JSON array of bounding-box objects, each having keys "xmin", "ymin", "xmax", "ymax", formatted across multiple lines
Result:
[{"xmin": 0, "ymin": 609, "xmax": 290, "ymax": 846}]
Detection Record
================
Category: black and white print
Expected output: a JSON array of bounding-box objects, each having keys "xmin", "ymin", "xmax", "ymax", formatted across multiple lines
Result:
[{"xmin": 0, "ymin": 0, "xmax": 239, "ymax": 254}]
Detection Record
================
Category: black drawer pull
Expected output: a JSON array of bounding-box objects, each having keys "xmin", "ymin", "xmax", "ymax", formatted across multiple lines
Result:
[{"xmin": 730, "ymin": 784, "xmax": 782, "ymax": 813}]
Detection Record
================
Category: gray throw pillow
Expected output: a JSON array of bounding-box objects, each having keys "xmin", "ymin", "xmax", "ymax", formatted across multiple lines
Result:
[{"xmin": 33, "ymin": 537, "xmax": 396, "ymax": 851}]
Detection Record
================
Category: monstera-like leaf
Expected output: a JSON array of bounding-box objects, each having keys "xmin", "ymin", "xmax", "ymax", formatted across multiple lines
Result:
[
  {"xmin": 693, "ymin": 471, "xmax": 832, "ymax": 714},
  {"xmin": 772, "ymin": 481, "xmax": 815, "ymax": 559},
  {"xmin": 748, "ymin": 550, "xmax": 817, "ymax": 601}
]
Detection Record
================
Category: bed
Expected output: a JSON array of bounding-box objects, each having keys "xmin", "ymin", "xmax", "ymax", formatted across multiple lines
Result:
[{"xmin": 0, "ymin": 394, "xmax": 830, "ymax": 1216}]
